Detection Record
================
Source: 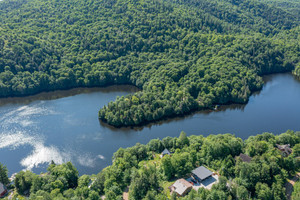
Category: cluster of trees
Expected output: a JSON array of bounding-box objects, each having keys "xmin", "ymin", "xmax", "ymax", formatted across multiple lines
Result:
[
  {"xmin": 0, "ymin": 0, "xmax": 299, "ymax": 127},
  {"xmin": 98, "ymin": 32, "xmax": 299, "ymax": 127},
  {"xmin": 293, "ymin": 181, "xmax": 300, "ymax": 200},
  {"xmin": 0, "ymin": 163, "xmax": 9, "ymax": 186},
  {"xmin": 8, "ymin": 162, "xmax": 101, "ymax": 200},
  {"xmin": 293, "ymin": 64, "xmax": 300, "ymax": 78},
  {"xmin": 2, "ymin": 130, "xmax": 300, "ymax": 199},
  {"xmin": 172, "ymin": 0, "xmax": 299, "ymax": 34},
  {"xmin": 257, "ymin": 0, "xmax": 300, "ymax": 16}
]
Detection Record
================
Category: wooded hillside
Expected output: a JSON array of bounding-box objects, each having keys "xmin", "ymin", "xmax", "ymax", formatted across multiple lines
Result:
[{"xmin": 0, "ymin": 0, "xmax": 299, "ymax": 126}]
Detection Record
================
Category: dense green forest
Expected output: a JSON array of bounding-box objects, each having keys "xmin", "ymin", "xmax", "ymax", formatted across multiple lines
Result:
[
  {"xmin": 257, "ymin": 0, "xmax": 300, "ymax": 15},
  {"xmin": 1, "ymin": 130, "xmax": 300, "ymax": 199},
  {"xmin": 0, "ymin": 0, "xmax": 299, "ymax": 127}
]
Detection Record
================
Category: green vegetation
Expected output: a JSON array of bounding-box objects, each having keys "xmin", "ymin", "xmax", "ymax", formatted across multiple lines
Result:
[
  {"xmin": 0, "ymin": 163, "xmax": 9, "ymax": 185},
  {"xmin": 293, "ymin": 64, "xmax": 300, "ymax": 78},
  {"xmin": 257, "ymin": 0, "xmax": 300, "ymax": 16},
  {"xmin": 292, "ymin": 181, "xmax": 300, "ymax": 200},
  {"xmin": 1, "ymin": 130, "xmax": 300, "ymax": 199},
  {"xmin": 0, "ymin": 0, "xmax": 299, "ymax": 127}
]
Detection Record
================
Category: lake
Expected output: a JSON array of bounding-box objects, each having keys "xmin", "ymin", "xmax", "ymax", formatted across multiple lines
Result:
[{"xmin": 0, "ymin": 73, "xmax": 300, "ymax": 176}]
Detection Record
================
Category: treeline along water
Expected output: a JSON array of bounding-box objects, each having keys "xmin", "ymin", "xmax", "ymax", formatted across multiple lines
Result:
[
  {"xmin": 0, "ymin": 73, "xmax": 300, "ymax": 175},
  {"xmin": 0, "ymin": 0, "xmax": 299, "ymax": 127}
]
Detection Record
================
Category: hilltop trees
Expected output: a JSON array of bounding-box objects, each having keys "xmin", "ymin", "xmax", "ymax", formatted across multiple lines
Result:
[{"xmin": 0, "ymin": 0, "xmax": 298, "ymax": 127}]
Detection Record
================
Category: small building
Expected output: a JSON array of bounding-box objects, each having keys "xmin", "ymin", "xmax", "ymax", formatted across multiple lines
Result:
[
  {"xmin": 191, "ymin": 166, "xmax": 213, "ymax": 183},
  {"xmin": 169, "ymin": 179, "xmax": 193, "ymax": 197},
  {"xmin": 0, "ymin": 183, "xmax": 7, "ymax": 198},
  {"xmin": 235, "ymin": 153, "xmax": 252, "ymax": 163},
  {"xmin": 160, "ymin": 148, "xmax": 171, "ymax": 158},
  {"xmin": 276, "ymin": 144, "xmax": 292, "ymax": 157}
]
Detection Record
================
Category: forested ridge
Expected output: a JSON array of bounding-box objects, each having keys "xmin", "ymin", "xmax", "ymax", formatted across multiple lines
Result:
[
  {"xmin": 257, "ymin": 0, "xmax": 300, "ymax": 16},
  {"xmin": 1, "ymin": 130, "xmax": 300, "ymax": 199},
  {"xmin": 0, "ymin": 0, "xmax": 299, "ymax": 127}
]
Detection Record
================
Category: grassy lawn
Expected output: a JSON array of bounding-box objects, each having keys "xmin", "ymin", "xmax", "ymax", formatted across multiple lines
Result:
[{"xmin": 138, "ymin": 153, "xmax": 162, "ymax": 169}]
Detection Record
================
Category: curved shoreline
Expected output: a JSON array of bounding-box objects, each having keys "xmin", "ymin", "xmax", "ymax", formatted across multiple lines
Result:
[
  {"xmin": 98, "ymin": 72, "xmax": 296, "ymax": 128},
  {"xmin": 1, "ymin": 72, "xmax": 297, "ymax": 128}
]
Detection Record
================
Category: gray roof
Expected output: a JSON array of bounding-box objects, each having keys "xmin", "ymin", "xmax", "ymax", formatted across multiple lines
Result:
[
  {"xmin": 172, "ymin": 179, "xmax": 192, "ymax": 196},
  {"xmin": 192, "ymin": 166, "xmax": 213, "ymax": 180},
  {"xmin": 162, "ymin": 148, "xmax": 171, "ymax": 155}
]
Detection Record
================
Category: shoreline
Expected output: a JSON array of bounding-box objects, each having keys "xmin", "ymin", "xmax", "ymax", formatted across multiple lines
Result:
[{"xmin": 0, "ymin": 72, "xmax": 297, "ymax": 128}]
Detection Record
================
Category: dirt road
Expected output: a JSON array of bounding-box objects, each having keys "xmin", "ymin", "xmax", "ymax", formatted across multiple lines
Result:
[{"xmin": 285, "ymin": 172, "xmax": 300, "ymax": 200}]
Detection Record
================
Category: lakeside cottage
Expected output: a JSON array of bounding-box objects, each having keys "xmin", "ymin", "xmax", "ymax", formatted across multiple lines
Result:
[
  {"xmin": 169, "ymin": 179, "xmax": 193, "ymax": 197},
  {"xmin": 0, "ymin": 183, "xmax": 7, "ymax": 198},
  {"xmin": 160, "ymin": 148, "xmax": 171, "ymax": 158},
  {"xmin": 191, "ymin": 166, "xmax": 213, "ymax": 182},
  {"xmin": 235, "ymin": 153, "xmax": 252, "ymax": 163},
  {"xmin": 276, "ymin": 144, "xmax": 292, "ymax": 157}
]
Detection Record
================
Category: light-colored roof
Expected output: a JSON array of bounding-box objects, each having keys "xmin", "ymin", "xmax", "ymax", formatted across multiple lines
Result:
[
  {"xmin": 192, "ymin": 166, "xmax": 213, "ymax": 180},
  {"xmin": 276, "ymin": 144, "xmax": 292, "ymax": 155},
  {"xmin": 276, "ymin": 144, "xmax": 290, "ymax": 149},
  {"xmin": 172, "ymin": 179, "xmax": 192, "ymax": 196},
  {"xmin": 162, "ymin": 148, "xmax": 171, "ymax": 155}
]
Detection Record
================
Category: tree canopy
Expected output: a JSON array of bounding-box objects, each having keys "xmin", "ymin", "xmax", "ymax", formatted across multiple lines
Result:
[
  {"xmin": 0, "ymin": 0, "xmax": 299, "ymax": 126},
  {"xmin": 5, "ymin": 130, "xmax": 300, "ymax": 199}
]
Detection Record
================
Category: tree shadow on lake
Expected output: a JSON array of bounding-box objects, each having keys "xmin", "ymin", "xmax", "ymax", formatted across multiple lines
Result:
[{"xmin": 0, "ymin": 85, "xmax": 139, "ymax": 107}]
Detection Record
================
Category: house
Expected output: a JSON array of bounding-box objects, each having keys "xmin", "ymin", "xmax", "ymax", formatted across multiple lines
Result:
[
  {"xmin": 235, "ymin": 153, "xmax": 252, "ymax": 163},
  {"xmin": 160, "ymin": 148, "xmax": 171, "ymax": 158},
  {"xmin": 191, "ymin": 166, "xmax": 213, "ymax": 183},
  {"xmin": 169, "ymin": 179, "xmax": 193, "ymax": 197},
  {"xmin": 0, "ymin": 183, "xmax": 7, "ymax": 198},
  {"xmin": 276, "ymin": 144, "xmax": 292, "ymax": 157}
]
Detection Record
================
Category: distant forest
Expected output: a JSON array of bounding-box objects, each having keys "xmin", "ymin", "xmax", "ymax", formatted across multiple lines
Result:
[{"xmin": 0, "ymin": 0, "xmax": 299, "ymax": 126}]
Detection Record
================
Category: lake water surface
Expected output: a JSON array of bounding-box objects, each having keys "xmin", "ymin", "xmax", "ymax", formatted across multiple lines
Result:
[{"xmin": 0, "ymin": 73, "xmax": 300, "ymax": 175}]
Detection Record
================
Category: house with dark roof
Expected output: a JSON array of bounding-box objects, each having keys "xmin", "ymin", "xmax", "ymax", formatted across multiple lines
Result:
[
  {"xmin": 169, "ymin": 179, "xmax": 193, "ymax": 197},
  {"xmin": 160, "ymin": 148, "xmax": 171, "ymax": 158},
  {"xmin": 276, "ymin": 144, "xmax": 292, "ymax": 157},
  {"xmin": 0, "ymin": 183, "xmax": 7, "ymax": 198},
  {"xmin": 235, "ymin": 153, "xmax": 252, "ymax": 163},
  {"xmin": 191, "ymin": 166, "xmax": 213, "ymax": 182}
]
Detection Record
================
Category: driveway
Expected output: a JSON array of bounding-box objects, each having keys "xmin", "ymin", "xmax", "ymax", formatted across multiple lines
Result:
[{"xmin": 285, "ymin": 172, "xmax": 300, "ymax": 200}]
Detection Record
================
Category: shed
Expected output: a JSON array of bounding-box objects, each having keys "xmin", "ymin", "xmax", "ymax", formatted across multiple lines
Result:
[{"xmin": 160, "ymin": 148, "xmax": 171, "ymax": 158}]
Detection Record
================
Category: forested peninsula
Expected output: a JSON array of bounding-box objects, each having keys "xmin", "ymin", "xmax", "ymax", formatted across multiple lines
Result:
[
  {"xmin": 1, "ymin": 130, "xmax": 300, "ymax": 199},
  {"xmin": 0, "ymin": 0, "xmax": 299, "ymax": 127}
]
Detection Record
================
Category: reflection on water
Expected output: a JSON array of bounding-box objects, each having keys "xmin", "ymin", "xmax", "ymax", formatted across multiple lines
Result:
[
  {"xmin": 0, "ymin": 86, "xmax": 137, "ymax": 175},
  {"xmin": 0, "ymin": 73, "xmax": 300, "ymax": 175},
  {"xmin": 0, "ymin": 104, "xmax": 70, "ymax": 170},
  {"xmin": 0, "ymin": 85, "xmax": 139, "ymax": 107}
]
